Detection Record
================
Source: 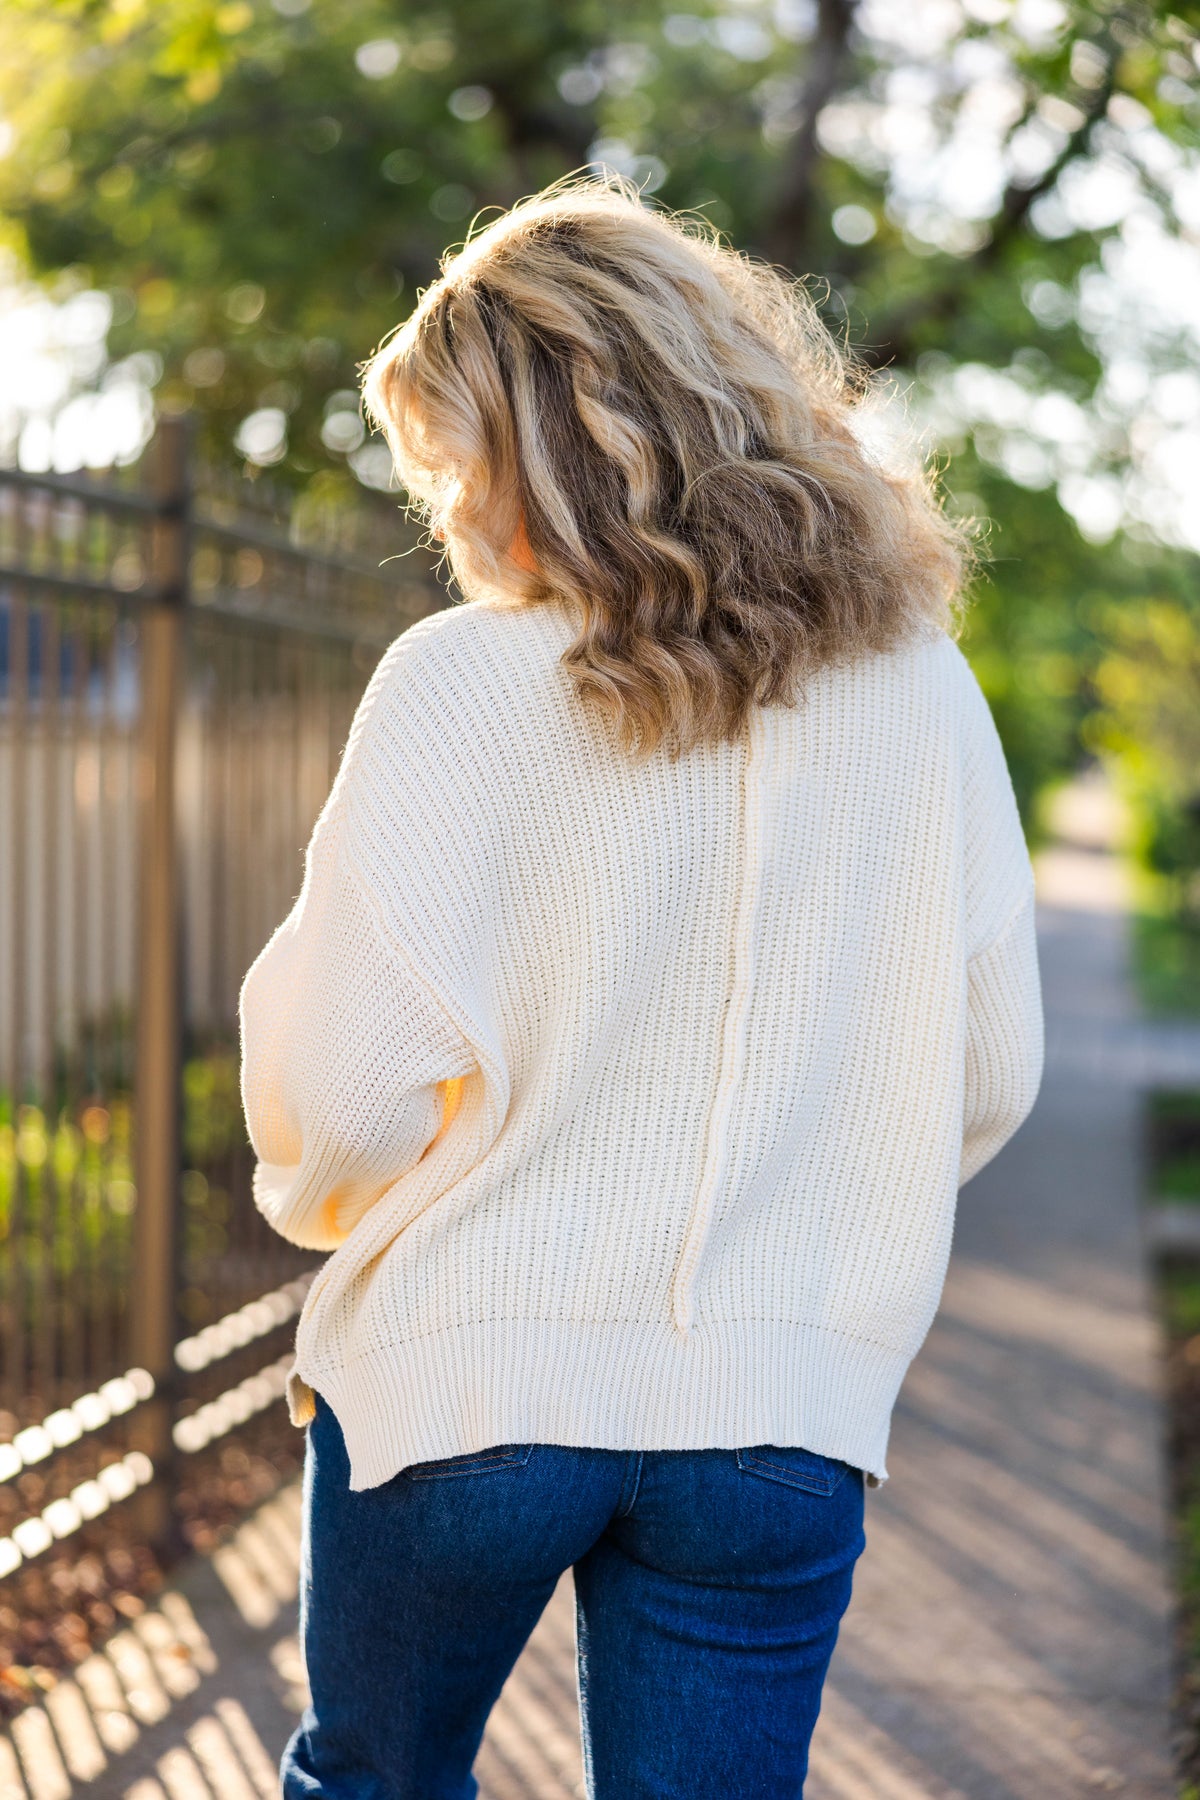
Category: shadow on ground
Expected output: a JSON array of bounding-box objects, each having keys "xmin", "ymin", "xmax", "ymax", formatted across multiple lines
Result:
[{"xmin": 0, "ymin": 781, "xmax": 1179, "ymax": 1800}]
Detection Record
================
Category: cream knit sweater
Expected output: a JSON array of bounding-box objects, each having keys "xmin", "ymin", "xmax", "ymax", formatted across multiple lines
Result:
[{"xmin": 239, "ymin": 597, "xmax": 1043, "ymax": 1490}]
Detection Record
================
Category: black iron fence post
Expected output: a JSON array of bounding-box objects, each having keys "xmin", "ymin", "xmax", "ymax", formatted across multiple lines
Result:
[
  {"xmin": 130, "ymin": 417, "xmax": 191, "ymax": 1551},
  {"xmin": 0, "ymin": 418, "xmax": 437, "ymax": 1589}
]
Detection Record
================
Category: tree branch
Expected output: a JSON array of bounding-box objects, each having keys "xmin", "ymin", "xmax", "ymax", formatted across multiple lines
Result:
[
  {"xmin": 761, "ymin": 0, "xmax": 859, "ymax": 267},
  {"xmin": 860, "ymin": 56, "xmax": 1118, "ymax": 370},
  {"xmin": 485, "ymin": 77, "xmax": 596, "ymax": 197}
]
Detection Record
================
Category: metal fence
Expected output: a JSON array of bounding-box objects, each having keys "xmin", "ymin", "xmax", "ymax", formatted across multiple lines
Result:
[{"xmin": 0, "ymin": 420, "xmax": 443, "ymax": 1572}]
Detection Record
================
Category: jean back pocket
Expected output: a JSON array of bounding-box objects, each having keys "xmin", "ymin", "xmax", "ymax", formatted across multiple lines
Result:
[
  {"xmin": 736, "ymin": 1443, "xmax": 854, "ymax": 1496},
  {"xmin": 403, "ymin": 1443, "xmax": 535, "ymax": 1481}
]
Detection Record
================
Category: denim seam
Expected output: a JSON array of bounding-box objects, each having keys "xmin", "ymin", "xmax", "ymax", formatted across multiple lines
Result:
[{"xmin": 615, "ymin": 1450, "xmax": 644, "ymax": 1518}]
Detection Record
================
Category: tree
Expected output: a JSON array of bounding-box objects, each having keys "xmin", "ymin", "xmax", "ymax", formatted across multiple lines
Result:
[{"xmin": 1, "ymin": 0, "xmax": 1198, "ymax": 816}]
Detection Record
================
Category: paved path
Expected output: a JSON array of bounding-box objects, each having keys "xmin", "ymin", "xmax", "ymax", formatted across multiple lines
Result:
[{"xmin": 1, "ymin": 780, "xmax": 1179, "ymax": 1799}]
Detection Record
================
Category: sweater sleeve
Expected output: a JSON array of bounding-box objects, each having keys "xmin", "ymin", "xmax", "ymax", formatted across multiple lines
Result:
[
  {"xmin": 956, "ymin": 652, "xmax": 1045, "ymax": 1187},
  {"xmin": 237, "ymin": 794, "xmax": 476, "ymax": 1253}
]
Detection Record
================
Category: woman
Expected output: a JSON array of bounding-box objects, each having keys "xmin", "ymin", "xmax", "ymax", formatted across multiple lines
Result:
[{"xmin": 239, "ymin": 173, "xmax": 1043, "ymax": 1799}]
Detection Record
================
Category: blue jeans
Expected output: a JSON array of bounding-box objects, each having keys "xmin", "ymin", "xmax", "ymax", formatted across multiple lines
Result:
[{"xmin": 281, "ymin": 1393, "xmax": 866, "ymax": 1799}]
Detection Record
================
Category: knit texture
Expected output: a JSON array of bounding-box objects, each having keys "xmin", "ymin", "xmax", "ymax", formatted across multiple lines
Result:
[{"xmin": 238, "ymin": 598, "xmax": 1043, "ymax": 1489}]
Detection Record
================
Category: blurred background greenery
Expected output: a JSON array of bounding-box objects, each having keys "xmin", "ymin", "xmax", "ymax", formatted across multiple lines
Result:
[{"xmin": 0, "ymin": 0, "xmax": 1198, "ymax": 986}]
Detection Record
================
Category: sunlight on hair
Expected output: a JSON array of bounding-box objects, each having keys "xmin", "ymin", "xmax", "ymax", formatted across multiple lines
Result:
[{"xmin": 363, "ymin": 169, "xmax": 974, "ymax": 760}]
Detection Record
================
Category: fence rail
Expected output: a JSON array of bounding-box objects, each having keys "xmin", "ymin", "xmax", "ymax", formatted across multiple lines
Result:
[{"xmin": 0, "ymin": 419, "xmax": 443, "ymax": 1576}]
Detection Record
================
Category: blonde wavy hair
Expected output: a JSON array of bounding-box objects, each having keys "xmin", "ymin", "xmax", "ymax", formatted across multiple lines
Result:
[{"xmin": 363, "ymin": 172, "xmax": 970, "ymax": 759}]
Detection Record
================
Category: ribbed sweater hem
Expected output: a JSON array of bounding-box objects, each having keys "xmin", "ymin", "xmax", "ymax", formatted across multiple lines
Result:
[{"xmin": 288, "ymin": 1317, "xmax": 912, "ymax": 1491}]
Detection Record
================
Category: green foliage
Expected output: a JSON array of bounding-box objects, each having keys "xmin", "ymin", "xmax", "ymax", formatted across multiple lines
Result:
[
  {"xmin": 1150, "ymin": 1091, "xmax": 1200, "ymax": 1127},
  {"xmin": 1159, "ymin": 1258, "xmax": 1200, "ymax": 1338},
  {"xmin": 954, "ymin": 468, "xmax": 1105, "ymax": 822},
  {"xmin": 1161, "ymin": 1150, "xmax": 1200, "ymax": 1201},
  {"xmin": 0, "ymin": 1092, "xmax": 135, "ymax": 1245},
  {"xmin": 1132, "ymin": 911, "xmax": 1200, "ymax": 1015},
  {"xmin": 1089, "ymin": 584, "xmax": 1200, "ymax": 915},
  {"xmin": 1180, "ymin": 1492, "xmax": 1200, "ymax": 1644},
  {"xmin": 182, "ymin": 1047, "xmax": 246, "ymax": 1164},
  {"xmin": 1146, "ymin": 1090, "xmax": 1200, "ymax": 1199},
  {"xmin": 1, "ymin": 0, "xmax": 1199, "ymax": 819},
  {"xmin": 0, "ymin": 1048, "xmax": 248, "ymax": 1290},
  {"xmin": 1156, "ymin": 1246, "xmax": 1200, "ymax": 1773},
  {"xmin": 0, "ymin": 0, "xmax": 613, "ymax": 472}
]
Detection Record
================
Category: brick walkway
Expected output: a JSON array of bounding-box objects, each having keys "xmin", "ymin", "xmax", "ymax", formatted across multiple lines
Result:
[{"xmin": 1, "ymin": 778, "xmax": 1179, "ymax": 1799}]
